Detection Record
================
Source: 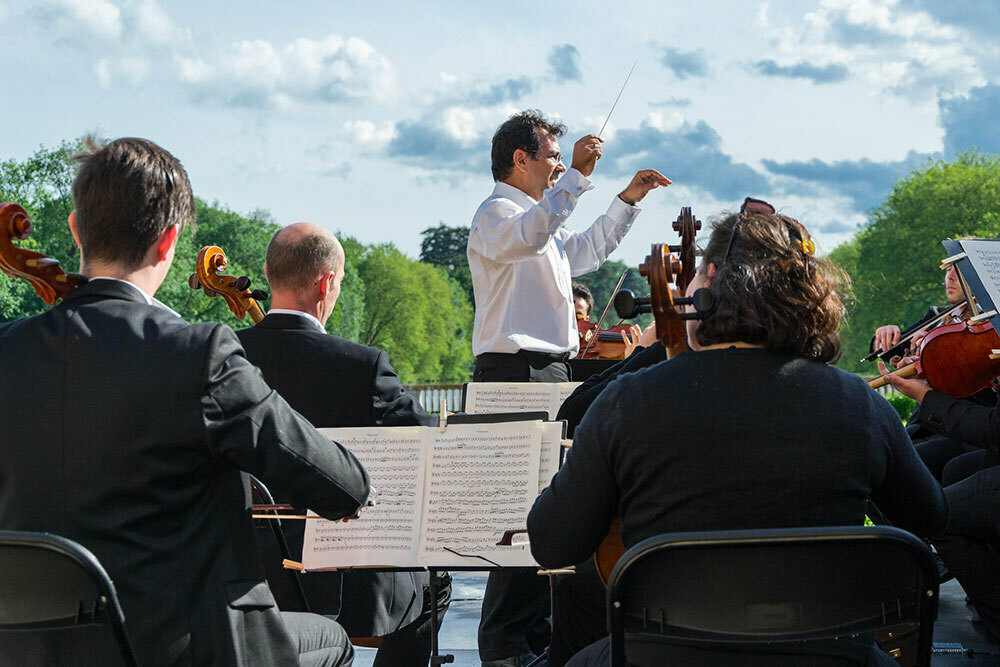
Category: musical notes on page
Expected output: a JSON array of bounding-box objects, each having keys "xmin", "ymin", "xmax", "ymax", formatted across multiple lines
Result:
[
  {"xmin": 300, "ymin": 421, "xmax": 557, "ymax": 571},
  {"xmin": 464, "ymin": 382, "xmax": 581, "ymax": 420},
  {"xmin": 303, "ymin": 427, "xmax": 426, "ymax": 568},
  {"xmin": 419, "ymin": 422, "xmax": 541, "ymax": 568},
  {"xmin": 960, "ymin": 240, "xmax": 1000, "ymax": 316}
]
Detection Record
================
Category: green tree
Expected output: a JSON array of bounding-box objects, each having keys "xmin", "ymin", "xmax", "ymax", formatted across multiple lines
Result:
[
  {"xmin": 354, "ymin": 243, "xmax": 473, "ymax": 383},
  {"xmin": 831, "ymin": 152, "xmax": 1000, "ymax": 371},
  {"xmin": 420, "ymin": 223, "xmax": 474, "ymax": 305}
]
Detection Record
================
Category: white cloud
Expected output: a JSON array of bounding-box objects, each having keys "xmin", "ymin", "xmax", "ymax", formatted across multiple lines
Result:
[
  {"xmin": 95, "ymin": 55, "xmax": 150, "ymax": 89},
  {"xmin": 124, "ymin": 0, "xmax": 190, "ymax": 46},
  {"xmin": 46, "ymin": 0, "xmax": 122, "ymax": 41},
  {"xmin": 343, "ymin": 120, "xmax": 397, "ymax": 148},
  {"xmin": 769, "ymin": 0, "xmax": 985, "ymax": 101},
  {"xmin": 175, "ymin": 34, "xmax": 396, "ymax": 108}
]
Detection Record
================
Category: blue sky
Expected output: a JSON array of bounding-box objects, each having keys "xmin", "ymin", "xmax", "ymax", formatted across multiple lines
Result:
[{"xmin": 3, "ymin": 0, "xmax": 1000, "ymax": 265}]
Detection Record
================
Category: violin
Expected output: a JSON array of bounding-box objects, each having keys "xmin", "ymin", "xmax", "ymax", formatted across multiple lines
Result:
[
  {"xmin": 0, "ymin": 203, "xmax": 87, "ymax": 304},
  {"xmin": 869, "ymin": 316, "xmax": 1000, "ymax": 398},
  {"xmin": 575, "ymin": 318, "xmax": 634, "ymax": 359},
  {"xmin": 188, "ymin": 245, "xmax": 268, "ymax": 324},
  {"xmin": 593, "ymin": 206, "xmax": 712, "ymax": 585}
]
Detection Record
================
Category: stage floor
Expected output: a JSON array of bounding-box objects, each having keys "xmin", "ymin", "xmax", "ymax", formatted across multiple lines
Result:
[{"xmin": 355, "ymin": 575, "xmax": 1000, "ymax": 665}]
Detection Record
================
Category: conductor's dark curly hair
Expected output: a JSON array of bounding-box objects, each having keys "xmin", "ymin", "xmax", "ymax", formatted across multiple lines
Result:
[{"xmin": 695, "ymin": 209, "xmax": 848, "ymax": 363}]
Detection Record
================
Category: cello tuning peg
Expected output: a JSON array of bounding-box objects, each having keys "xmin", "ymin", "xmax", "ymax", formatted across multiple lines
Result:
[
  {"xmin": 188, "ymin": 274, "xmax": 201, "ymax": 290},
  {"xmin": 235, "ymin": 276, "xmax": 251, "ymax": 291},
  {"xmin": 250, "ymin": 289, "xmax": 269, "ymax": 301},
  {"xmin": 677, "ymin": 288, "xmax": 715, "ymax": 320}
]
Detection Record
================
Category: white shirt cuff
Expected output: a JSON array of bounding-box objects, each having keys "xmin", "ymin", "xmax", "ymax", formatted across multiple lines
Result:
[
  {"xmin": 607, "ymin": 194, "xmax": 641, "ymax": 226},
  {"xmin": 556, "ymin": 168, "xmax": 595, "ymax": 197}
]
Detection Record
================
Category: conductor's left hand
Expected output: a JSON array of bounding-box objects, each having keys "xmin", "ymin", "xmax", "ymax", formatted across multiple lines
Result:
[{"xmin": 620, "ymin": 170, "xmax": 672, "ymax": 205}]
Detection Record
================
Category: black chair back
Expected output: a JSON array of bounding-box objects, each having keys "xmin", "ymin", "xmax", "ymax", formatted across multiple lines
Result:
[
  {"xmin": 607, "ymin": 526, "xmax": 938, "ymax": 667},
  {"xmin": 0, "ymin": 530, "xmax": 138, "ymax": 667}
]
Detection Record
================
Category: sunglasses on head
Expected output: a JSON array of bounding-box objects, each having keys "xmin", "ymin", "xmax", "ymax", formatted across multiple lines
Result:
[{"xmin": 721, "ymin": 197, "xmax": 776, "ymax": 264}]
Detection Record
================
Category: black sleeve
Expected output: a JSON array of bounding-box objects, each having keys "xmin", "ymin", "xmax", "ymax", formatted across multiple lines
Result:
[
  {"xmin": 557, "ymin": 343, "xmax": 666, "ymax": 437},
  {"xmin": 370, "ymin": 350, "xmax": 437, "ymax": 427},
  {"xmin": 529, "ymin": 379, "xmax": 621, "ymax": 568},
  {"xmin": 201, "ymin": 325, "xmax": 370, "ymax": 520},
  {"xmin": 914, "ymin": 389, "xmax": 1000, "ymax": 453},
  {"xmin": 869, "ymin": 393, "xmax": 948, "ymax": 537}
]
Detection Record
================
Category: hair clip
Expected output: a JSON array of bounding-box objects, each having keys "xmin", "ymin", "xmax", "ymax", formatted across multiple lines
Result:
[{"xmin": 800, "ymin": 238, "xmax": 816, "ymax": 256}]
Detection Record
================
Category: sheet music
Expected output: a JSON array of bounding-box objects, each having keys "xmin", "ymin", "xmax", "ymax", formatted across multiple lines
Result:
[
  {"xmin": 418, "ymin": 422, "xmax": 541, "ymax": 567},
  {"xmin": 960, "ymin": 240, "xmax": 1000, "ymax": 314},
  {"xmin": 465, "ymin": 382, "xmax": 581, "ymax": 419},
  {"xmin": 554, "ymin": 382, "xmax": 582, "ymax": 416},
  {"xmin": 303, "ymin": 427, "xmax": 427, "ymax": 568},
  {"xmin": 538, "ymin": 421, "xmax": 563, "ymax": 496}
]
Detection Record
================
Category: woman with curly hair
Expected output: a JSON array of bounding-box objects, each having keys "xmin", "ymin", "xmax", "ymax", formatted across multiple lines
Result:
[{"xmin": 528, "ymin": 199, "xmax": 947, "ymax": 666}]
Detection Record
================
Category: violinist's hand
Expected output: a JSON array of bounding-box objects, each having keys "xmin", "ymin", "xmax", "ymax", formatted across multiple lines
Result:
[
  {"xmin": 873, "ymin": 325, "xmax": 901, "ymax": 353},
  {"xmin": 571, "ymin": 134, "xmax": 603, "ymax": 177},
  {"xmin": 620, "ymin": 324, "xmax": 642, "ymax": 357},
  {"xmin": 619, "ymin": 169, "xmax": 672, "ymax": 205},
  {"xmin": 895, "ymin": 353, "xmax": 919, "ymax": 370},
  {"xmin": 637, "ymin": 320, "xmax": 659, "ymax": 348},
  {"xmin": 877, "ymin": 360, "xmax": 930, "ymax": 404}
]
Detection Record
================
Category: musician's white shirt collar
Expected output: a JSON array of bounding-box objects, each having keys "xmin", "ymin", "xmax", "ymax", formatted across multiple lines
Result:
[
  {"xmin": 268, "ymin": 308, "xmax": 326, "ymax": 334},
  {"xmin": 89, "ymin": 276, "xmax": 181, "ymax": 318}
]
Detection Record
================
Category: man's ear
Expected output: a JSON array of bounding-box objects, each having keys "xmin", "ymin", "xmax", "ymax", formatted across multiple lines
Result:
[
  {"xmin": 68, "ymin": 210, "xmax": 82, "ymax": 249},
  {"xmin": 512, "ymin": 148, "xmax": 530, "ymax": 174},
  {"xmin": 317, "ymin": 270, "xmax": 334, "ymax": 299},
  {"xmin": 705, "ymin": 262, "xmax": 718, "ymax": 279},
  {"xmin": 154, "ymin": 224, "xmax": 180, "ymax": 263}
]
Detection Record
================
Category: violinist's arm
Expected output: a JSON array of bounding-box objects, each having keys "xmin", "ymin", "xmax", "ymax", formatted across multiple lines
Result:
[
  {"xmin": 528, "ymin": 383, "xmax": 622, "ymax": 568},
  {"xmin": 913, "ymin": 390, "xmax": 1000, "ymax": 455}
]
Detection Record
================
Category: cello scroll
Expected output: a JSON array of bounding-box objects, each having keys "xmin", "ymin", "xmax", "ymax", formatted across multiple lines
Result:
[
  {"xmin": 188, "ymin": 245, "xmax": 267, "ymax": 324},
  {"xmin": 0, "ymin": 203, "xmax": 87, "ymax": 304}
]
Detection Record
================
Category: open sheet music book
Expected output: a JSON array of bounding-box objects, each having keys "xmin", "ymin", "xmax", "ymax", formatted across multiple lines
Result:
[
  {"xmin": 300, "ymin": 420, "xmax": 564, "ymax": 571},
  {"xmin": 946, "ymin": 239, "xmax": 1000, "ymax": 330},
  {"xmin": 462, "ymin": 381, "xmax": 582, "ymax": 420}
]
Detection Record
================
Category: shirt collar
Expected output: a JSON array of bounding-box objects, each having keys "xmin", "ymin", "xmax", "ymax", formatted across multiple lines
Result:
[
  {"xmin": 267, "ymin": 308, "xmax": 327, "ymax": 333},
  {"xmin": 88, "ymin": 276, "xmax": 181, "ymax": 318},
  {"xmin": 493, "ymin": 180, "xmax": 539, "ymax": 208}
]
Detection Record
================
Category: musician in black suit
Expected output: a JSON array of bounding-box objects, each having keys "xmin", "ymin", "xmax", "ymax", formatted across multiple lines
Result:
[
  {"xmin": 0, "ymin": 137, "xmax": 369, "ymax": 666},
  {"xmin": 237, "ymin": 222, "xmax": 448, "ymax": 667}
]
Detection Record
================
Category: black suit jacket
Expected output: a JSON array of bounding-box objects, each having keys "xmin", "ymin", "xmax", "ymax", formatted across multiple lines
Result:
[
  {"xmin": 0, "ymin": 281, "xmax": 369, "ymax": 666},
  {"xmin": 238, "ymin": 312, "xmax": 435, "ymax": 636}
]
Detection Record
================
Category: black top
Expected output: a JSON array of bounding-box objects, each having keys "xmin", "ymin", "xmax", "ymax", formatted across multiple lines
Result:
[
  {"xmin": 0, "ymin": 281, "xmax": 369, "ymax": 666},
  {"xmin": 529, "ymin": 347, "xmax": 947, "ymax": 568},
  {"xmin": 237, "ymin": 313, "xmax": 435, "ymax": 430}
]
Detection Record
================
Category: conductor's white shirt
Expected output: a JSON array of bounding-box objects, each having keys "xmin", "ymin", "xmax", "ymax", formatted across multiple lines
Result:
[{"xmin": 468, "ymin": 168, "xmax": 640, "ymax": 356}]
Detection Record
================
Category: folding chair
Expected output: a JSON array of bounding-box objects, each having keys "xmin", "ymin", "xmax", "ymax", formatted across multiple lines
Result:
[
  {"xmin": 607, "ymin": 526, "xmax": 938, "ymax": 667},
  {"xmin": 249, "ymin": 475, "xmax": 312, "ymax": 613},
  {"xmin": 0, "ymin": 530, "xmax": 139, "ymax": 667}
]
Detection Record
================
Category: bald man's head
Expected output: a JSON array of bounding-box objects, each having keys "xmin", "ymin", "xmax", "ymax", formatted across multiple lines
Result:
[{"xmin": 265, "ymin": 222, "xmax": 344, "ymax": 292}]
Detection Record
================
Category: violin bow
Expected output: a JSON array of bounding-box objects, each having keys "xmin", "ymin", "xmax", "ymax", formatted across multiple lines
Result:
[{"xmin": 581, "ymin": 270, "xmax": 629, "ymax": 358}]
